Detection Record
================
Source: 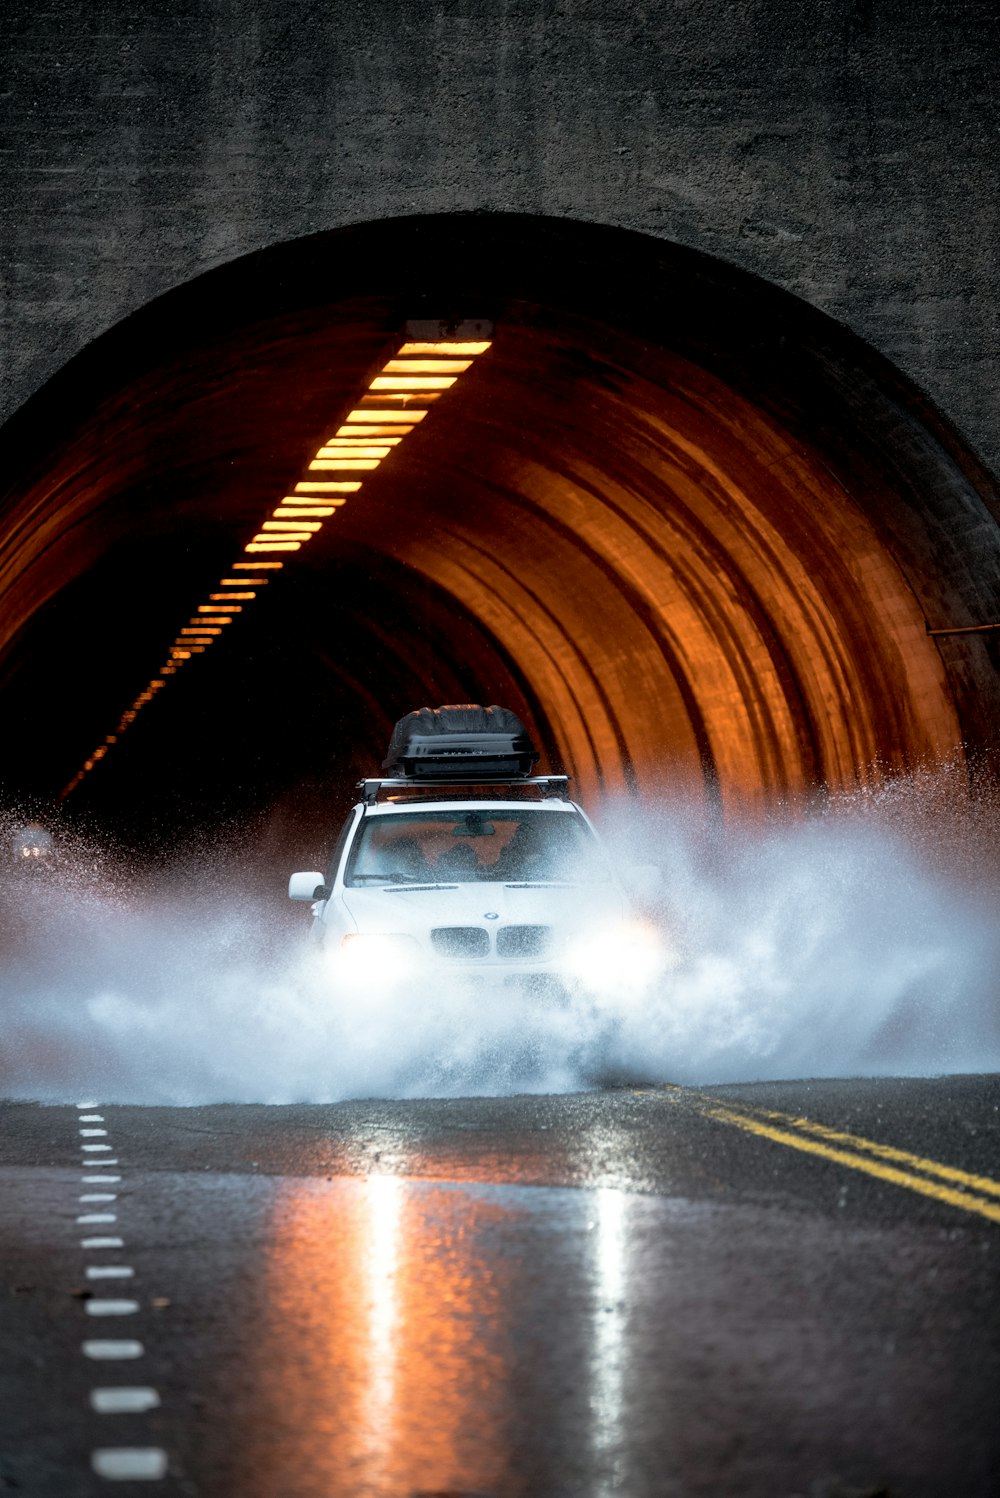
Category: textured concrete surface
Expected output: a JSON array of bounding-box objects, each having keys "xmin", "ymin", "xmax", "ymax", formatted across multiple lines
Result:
[{"xmin": 1, "ymin": 0, "xmax": 998, "ymax": 474}]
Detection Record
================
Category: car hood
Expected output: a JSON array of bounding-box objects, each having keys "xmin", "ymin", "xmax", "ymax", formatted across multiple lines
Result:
[{"xmin": 336, "ymin": 880, "xmax": 625, "ymax": 932}]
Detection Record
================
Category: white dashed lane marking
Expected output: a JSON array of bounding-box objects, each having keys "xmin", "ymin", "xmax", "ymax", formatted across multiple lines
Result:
[
  {"xmin": 83, "ymin": 1340, "xmax": 145, "ymax": 1360},
  {"xmin": 91, "ymin": 1448, "xmax": 168, "ymax": 1480},
  {"xmin": 91, "ymin": 1388, "xmax": 160, "ymax": 1414},
  {"xmin": 71, "ymin": 1106, "xmax": 167, "ymax": 1480},
  {"xmin": 86, "ymin": 1298, "xmax": 139, "ymax": 1316}
]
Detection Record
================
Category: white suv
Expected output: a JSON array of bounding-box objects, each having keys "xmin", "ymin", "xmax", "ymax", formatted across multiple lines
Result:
[{"xmin": 289, "ymin": 780, "xmax": 664, "ymax": 998}]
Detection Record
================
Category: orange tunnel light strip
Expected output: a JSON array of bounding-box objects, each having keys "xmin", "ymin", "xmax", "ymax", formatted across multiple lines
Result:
[
  {"xmin": 370, "ymin": 376, "xmax": 457, "ymax": 390},
  {"xmin": 316, "ymin": 446, "xmax": 392, "ymax": 458},
  {"xmin": 274, "ymin": 507, "xmax": 336, "ymax": 518},
  {"xmin": 293, "ymin": 483, "xmax": 356, "ymax": 494},
  {"xmin": 345, "ymin": 408, "xmax": 427, "ymax": 422},
  {"xmin": 383, "ymin": 359, "xmax": 473, "ymax": 373},
  {"xmin": 397, "ymin": 341, "xmax": 491, "ymax": 355},
  {"xmin": 61, "ymin": 331, "xmax": 486, "ymax": 799},
  {"xmin": 358, "ymin": 391, "xmax": 440, "ymax": 405},
  {"xmin": 308, "ymin": 459, "xmax": 380, "ymax": 470}
]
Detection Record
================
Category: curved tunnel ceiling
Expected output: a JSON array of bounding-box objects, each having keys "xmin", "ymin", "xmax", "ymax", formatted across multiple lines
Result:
[{"xmin": 1, "ymin": 214, "xmax": 998, "ymax": 847}]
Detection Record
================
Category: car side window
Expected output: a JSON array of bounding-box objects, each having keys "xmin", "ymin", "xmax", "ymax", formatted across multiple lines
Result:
[{"xmin": 325, "ymin": 810, "xmax": 360, "ymax": 885}]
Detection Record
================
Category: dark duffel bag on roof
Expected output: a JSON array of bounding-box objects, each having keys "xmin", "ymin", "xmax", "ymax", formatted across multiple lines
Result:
[{"xmin": 383, "ymin": 704, "xmax": 539, "ymax": 779}]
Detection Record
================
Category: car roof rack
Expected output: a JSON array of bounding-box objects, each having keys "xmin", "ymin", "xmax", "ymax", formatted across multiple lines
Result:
[{"xmin": 358, "ymin": 774, "xmax": 572, "ymax": 807}]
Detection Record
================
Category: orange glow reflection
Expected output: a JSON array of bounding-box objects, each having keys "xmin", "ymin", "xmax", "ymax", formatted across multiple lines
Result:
[{"xmin": 245, "ymin": 1177, "xmax": 511, "ymax": 1495}]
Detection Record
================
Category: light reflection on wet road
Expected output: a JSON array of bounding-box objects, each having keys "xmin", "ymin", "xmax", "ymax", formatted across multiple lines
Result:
[{"xmin": 0, "ymin": 1077, "xmax": 999, "ymax": 1496}]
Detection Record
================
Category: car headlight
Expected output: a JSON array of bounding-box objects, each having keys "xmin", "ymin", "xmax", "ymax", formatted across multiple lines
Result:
[
  {"xmin": 562, "ymin": 920, "xmax": 668, "ymax": 994},
  {"xmin": 337, "ymin": 932, "xmax": 420, "ymax": 987}
]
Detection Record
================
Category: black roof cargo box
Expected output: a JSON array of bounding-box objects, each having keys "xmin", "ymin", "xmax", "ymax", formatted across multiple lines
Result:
[{"xmin": 383, "ymin": 704, "xmax": 540, "ymax": 780}]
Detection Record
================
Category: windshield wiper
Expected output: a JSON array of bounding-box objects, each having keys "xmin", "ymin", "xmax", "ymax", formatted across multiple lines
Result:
[
  {"xmin": 350, "ymin": 872, "xmax": 426, "ymax": 884},
  {"xmin": 383, "ymin": 874, "xmax": 461, "ymax": 886}
]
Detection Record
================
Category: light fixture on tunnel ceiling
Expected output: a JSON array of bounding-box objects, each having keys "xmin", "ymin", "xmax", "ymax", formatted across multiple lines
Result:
[
  {"xmin": 60, "ymin": 320, "xmax": 494, "ymax": 799},
  {"xmin": 273, "ymin": 507, "xmax": 337, "ymax": 518}
]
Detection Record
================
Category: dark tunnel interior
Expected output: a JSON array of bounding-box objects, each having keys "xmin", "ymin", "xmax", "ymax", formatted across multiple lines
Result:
[{"xmin": 1, "ymin": 214, "xmax": 998, "ymax": 865}]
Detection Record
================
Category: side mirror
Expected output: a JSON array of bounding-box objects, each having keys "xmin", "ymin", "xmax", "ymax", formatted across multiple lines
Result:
[
  {"xmin": 622, "ymin": 863, "xmax": 664, "ymax": 902},
  {"xmin": 288, "ymin": 871, "xmax": 329, "ymax": 902}
]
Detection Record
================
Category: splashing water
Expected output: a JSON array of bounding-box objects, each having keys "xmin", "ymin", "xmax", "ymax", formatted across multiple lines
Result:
[{"xmin": 1, "ymin": 769, "xmax": 998, "ymax": 1104}]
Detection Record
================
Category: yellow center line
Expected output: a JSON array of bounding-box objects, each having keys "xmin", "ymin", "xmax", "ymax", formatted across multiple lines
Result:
[
  {"xmin": 730, "ymin": 1104, "xmax": 1000, "ymax": 1200},
  {"xmin": 702, "ymin": 1103, "xmax": 1000, "ymax": 1226}
]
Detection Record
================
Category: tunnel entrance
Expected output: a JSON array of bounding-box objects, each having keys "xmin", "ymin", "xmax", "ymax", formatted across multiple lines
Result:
[{"xmin": 1, "ymin": 214, "xmax": 998, "ymax": 855}]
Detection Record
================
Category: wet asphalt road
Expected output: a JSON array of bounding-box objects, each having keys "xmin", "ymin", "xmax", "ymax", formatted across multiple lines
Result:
[{"xmin": 1, "ymin": 1076, "xmax": 999, "ymax": 1498}]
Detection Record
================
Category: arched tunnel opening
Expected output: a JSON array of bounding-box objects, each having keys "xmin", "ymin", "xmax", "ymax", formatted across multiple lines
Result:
[{"xmin": 1, "ymin": 213, "xmax": 998, "ymax": 865}]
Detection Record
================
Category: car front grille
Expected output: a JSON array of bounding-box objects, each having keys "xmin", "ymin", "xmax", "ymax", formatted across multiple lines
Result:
[
  {"xmin": 496, "ymin": 925, "xmax": 555, "ymax": 960},
  {"xmin": 431, "ymin": 926, "xmax": 491, "ymax": 960}
]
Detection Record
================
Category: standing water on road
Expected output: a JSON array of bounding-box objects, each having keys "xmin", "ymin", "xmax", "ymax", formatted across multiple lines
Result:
[{"xmin": 1, "ymin": 765, "xmax": 998, "ymax": 1103}]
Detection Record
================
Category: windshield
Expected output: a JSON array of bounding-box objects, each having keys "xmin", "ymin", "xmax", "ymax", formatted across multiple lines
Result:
[{"xmin": 343, "ymin": 809, "xmax": 610, "ymax": 886}]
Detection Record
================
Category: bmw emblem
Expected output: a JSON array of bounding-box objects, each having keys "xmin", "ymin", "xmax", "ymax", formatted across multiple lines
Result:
[{"xmin": 484, "ymin": 911, "xmax": 499, "ymax": 920}]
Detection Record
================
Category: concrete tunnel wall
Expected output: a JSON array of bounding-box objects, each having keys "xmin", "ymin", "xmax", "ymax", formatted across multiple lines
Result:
[{"xmin": 0, "ymin": 215, "xmax": 997, "ymax": 836}]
